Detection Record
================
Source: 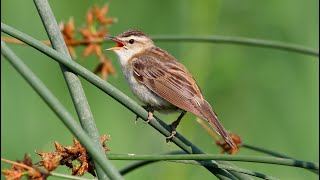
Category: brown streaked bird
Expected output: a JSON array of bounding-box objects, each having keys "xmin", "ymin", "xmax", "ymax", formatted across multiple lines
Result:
[{"xmin": 106, "ymin": 30, "xmax": 236, "ymax": 149}]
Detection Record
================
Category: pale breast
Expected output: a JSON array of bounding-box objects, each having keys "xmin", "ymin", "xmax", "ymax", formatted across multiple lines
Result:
[{"xmin": 122, "ymin": 66, "xmax": 176, "ymax": 110}]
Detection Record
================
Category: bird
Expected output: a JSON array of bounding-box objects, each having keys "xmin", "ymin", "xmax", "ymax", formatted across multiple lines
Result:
[{"xmin": 106, "ymin": 29, "xmax": 236, "ymax": 149}]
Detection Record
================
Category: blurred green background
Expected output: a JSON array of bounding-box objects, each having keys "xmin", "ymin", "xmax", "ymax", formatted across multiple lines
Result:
[{"xmin": 1, "ymin": 0, "xmax": 319, "ymax": 179}]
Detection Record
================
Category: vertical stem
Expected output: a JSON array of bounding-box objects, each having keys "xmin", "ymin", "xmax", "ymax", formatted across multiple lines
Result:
[{"xmin": 32, "ymin": 0, "xmax": 121, "ymax": 179}]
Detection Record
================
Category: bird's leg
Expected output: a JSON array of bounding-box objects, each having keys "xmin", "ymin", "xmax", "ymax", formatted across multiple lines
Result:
[{"xmin": 166, "ymin": 111, "xmax": 186, "ymax": 141}]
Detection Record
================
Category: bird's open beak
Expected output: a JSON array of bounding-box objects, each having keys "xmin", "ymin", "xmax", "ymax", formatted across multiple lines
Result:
[{"xmin": 106, "ymin": 36, "xmax": 125, "ymax": 51}]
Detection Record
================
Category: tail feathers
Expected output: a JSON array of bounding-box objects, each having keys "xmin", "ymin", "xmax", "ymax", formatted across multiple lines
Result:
[{"xmin": 201, "ymin": 100, "xmax": 237, "ymax": 149}]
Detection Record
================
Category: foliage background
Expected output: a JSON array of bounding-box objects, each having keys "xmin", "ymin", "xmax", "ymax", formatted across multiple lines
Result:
[{"xmin": 1, "ymin": 0, "xmax": 319, "ymax": 179}]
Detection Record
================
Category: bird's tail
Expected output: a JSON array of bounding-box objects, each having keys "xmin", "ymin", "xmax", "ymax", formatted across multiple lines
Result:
[{"xmin": 201, "ymin": 100, "xmax": 237, "ymax": 149}]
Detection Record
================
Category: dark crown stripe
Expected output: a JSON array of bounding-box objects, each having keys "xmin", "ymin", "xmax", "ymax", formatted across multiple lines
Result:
[{"xmin": 118, "ymin": 30, "xmax": 147, "ymax": 37}]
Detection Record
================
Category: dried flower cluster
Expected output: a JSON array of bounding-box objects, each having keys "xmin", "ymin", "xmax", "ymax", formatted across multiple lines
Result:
[
  {"xmin": 196, "ymin": 118, "xmax": 241, "ymax": 154},
  {"xmin": 2, "ymin": 154, "xmax": 49, "ymax": 180},
  {"xmin": 60, "ymin": 4, "xmax": 117, "ymax": 80},
  {"xmin": 2, "ymin": 135, "xmax": 110, "ymax": 179},
  {"xmin": 216, "ymin": 133, "xmax": 242, "ymax": 155},
  {"xmin": 36, "ymin": 135, "xmax": 110, "ymax": 176}
]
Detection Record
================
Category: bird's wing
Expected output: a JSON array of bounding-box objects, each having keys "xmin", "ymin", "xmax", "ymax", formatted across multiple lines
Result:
[
  {"xmin": 131, "ymin": 54, "xmax": 237, "ymax": 149},
  {"xmin": 131, "ymin": 55, "xmax": 204, "ymax": 117}
]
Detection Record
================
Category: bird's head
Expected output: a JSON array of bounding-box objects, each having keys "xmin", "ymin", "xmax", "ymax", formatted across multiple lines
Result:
[{"xmin": 106, "ymin": 30, "xmax": 154, "ymax": 61}]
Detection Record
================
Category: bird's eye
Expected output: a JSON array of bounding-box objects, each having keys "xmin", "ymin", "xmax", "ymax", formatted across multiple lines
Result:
[{"xmin": 129, "ymin": 39, "xmax": 135, "ymax": 44}]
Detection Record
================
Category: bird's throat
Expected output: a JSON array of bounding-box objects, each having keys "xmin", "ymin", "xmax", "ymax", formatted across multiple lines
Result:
[{"xmin": 114, "ymin": 50, "xmax": 135, "ymax": 67}]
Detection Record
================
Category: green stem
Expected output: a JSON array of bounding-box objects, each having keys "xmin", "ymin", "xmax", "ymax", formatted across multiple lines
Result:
[
  {"xmin": 120, "ymin": 151, "xmax": 268, "ymax": 179},
  {"xmin": 151, "ymin": 35, "xmax": 319, "ymax": 57},
  {"xmin": 108, "ymin": 154, "xmax": 319, "ymax": 171},
  {"xmin": 167, "ymin": 160, "xmax": 278, "ymax": 180},
  {"xmin": 119, "ymin": 150, "xmax": 185, "ymax": 175},
  {"xmin": 33, "ymin": 1, "xmax": 113, "ymax": 179},
  {"xmin": 1, "ymin": 22, "xmax": 246, "ymax": 180},
  {"xmin": 50, "ymin": 172, "xmax": 97, "ymax": 180},
  {"xmin": 242, "ymin": 143, "xmax": 319, "ymax": 174},
  {"xmin": 1, "ymin": 40, "xmax": 122, "ymax": 179},
  {"xmin": 242, "ymin": 144, "xmax": 293, "ymax": 158}
]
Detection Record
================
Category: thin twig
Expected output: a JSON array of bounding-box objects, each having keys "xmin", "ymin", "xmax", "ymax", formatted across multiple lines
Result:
[
  {"xmin": 196, "ymin": 118, "xmax": 220, "ymax": 141},
  {"xmin": 1, "ymin": 36, "xmax": 106, "ymax": 46},
  {"xmin": 2, "ymin": 36, "xmax": 50, "ymax": 45},
  {"xmin": 1, "ymin": 158, "xmax": 34, "ymax": 171}
]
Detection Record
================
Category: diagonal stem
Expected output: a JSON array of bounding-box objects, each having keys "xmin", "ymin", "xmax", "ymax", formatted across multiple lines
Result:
[
  {"xmin": 242, "ymin": 143, "xmax": 319, "ymax": 174},
  {"xmin": 1, "ymin": 22, "xmax": 254, "ymax": 180},
  {"xmin": 1, "ymin": 40, "xmax": 123, "ymax": 179}
]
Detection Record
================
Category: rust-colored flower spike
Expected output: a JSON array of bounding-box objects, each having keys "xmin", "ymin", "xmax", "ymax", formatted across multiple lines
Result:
[
  {"xmin": 36, "ymin": 136, "xmax": 110, "ymax": 177},
  {"xmin": 60, "ymin": 17, "xmax": 75, "ymax": 39},
  {"xmin": 94, "ymin": 56, "xmax": 116, "ymax": 80},
  {"xmin": 196, "ymin": 118, "xmax": 241, "ymax": 154},
  {"xmin": 86, "ymin": 9, "xmax": 94, "ymax": 26},
  {"xmin": 80, "ymin": 4, "xmax": 117, "ymax": 59},
  {"xmin": 80, "ymin": 26, "xmax": 106, "ymax": 58},
  {"xmin": 2, "ymin": 154, "xmax": 49, "ymax": 180},
  {"xmin": 57, "ymin": 4, "xmax": 117, "ymax": 80},
  {"xmin": 60, "ymin": 17, "xmax": 77, "ymax": 58},
  {"xmin": 216, "ymin": 133, "xmax": 242, "ymax": 155},
  {"xmin": 93, "ymin": 4, "xmax": 117, "ymax": 25}
]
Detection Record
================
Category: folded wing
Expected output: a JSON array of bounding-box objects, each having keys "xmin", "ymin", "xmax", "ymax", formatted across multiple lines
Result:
[{"xmin": 131, "ymin": 53, "xmax": 236, "ymax": 149}]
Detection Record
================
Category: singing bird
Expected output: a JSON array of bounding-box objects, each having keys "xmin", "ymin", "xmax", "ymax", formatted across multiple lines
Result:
[{"xmin": 106, "ymin": 30, "xmax": 236, "ymax": 149}]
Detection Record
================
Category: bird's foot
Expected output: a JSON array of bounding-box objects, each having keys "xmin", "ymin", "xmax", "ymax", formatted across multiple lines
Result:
[
  {"xmin": 166, "ymin": 130, "xmax": 177, "ymax": 143},
  {"xmin": 165, "ymin": 111, "xmax": 186, "ymax": 143},
  {"xmin": 144, "ymin": 111, "xmax": 154, "ymax": 124},
  {"xmin": 138, "ymin": 105, "xmax": 154, "ymax": 124}
]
